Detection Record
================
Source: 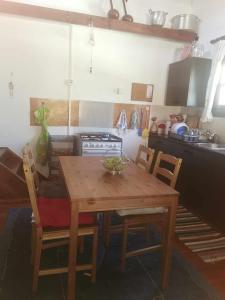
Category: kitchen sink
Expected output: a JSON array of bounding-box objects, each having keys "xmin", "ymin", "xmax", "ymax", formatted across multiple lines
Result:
[{"xmin": 195, "ymin": 143, "xmax": 225, "ymax": 150}]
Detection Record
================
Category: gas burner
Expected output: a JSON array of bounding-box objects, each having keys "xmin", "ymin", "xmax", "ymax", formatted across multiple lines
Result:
[{"xmin": 79, "ymin": 133, "xmax": 122, "ymax": 143}]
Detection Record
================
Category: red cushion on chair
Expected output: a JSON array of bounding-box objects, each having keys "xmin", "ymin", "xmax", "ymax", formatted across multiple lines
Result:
[{"xmin": 37, "ymin": 197, "xmax": 95, "ymax": 228}]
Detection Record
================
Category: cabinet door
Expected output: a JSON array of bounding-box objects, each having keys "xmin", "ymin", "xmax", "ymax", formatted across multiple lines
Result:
[
  {"xmin": 165, "ymin": 60, "xmax": 191, "ymax": 106},
  {"xmin": 208, "ymin": 154, "xmax": 225, "ymax": 232},
  {"xmin": 188, "ymin": 58, "xmax": 212, "ymax": 106},
  {"xmin": 149, "ymin": 136, "xmax": 167, "ymax": 151},
  {"xmin": 174, "ymin": 147, "xmax": 195, "ymax": 204},
  {"xmin": 183, "ymin": 150, "xmax": 212, "ymax": 214}
]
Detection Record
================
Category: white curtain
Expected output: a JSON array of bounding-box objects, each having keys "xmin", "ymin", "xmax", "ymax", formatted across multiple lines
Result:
[{"xmin": 201, "ymin": 40, "xmax": 225, "ymax": 123}]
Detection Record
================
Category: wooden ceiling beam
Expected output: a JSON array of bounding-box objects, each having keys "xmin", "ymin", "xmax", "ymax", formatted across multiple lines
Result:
[{"xmin": 0, "ymin": 0, "xmax": 197, "ymax": 42}]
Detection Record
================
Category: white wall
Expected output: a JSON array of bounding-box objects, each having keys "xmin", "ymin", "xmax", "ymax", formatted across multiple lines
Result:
[
  {"xmin": 0, "ymin": 15, "xmax": 69, "ymax": 151},
  {"xmin": 192, "ymin": 0, "xmax": 225, "ymax": 52},
  {"xmin": 0, "ymin": 0, "xmax": 192, "ymax": 155},
  {"xmin": 72, "ymin": 26, "xmax": 182, "ymax": 105},
  {"xmin": 192, "ymin": 0, "xmax": 225, "ymax": 142}
]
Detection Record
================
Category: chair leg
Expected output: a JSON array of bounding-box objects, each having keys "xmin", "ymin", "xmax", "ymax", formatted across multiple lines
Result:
[
  {"xmin": 32, "ymin": 232, "xmax": 42, "ymax": 292},
  {"xmin": 91, "ymin": 228, "xmax": 98, "ymax": 283},
  {"xmin": 79, "ymin": 236, "xmax": 84, "ymax": 254},
  {"xmin": 103, "ymin": 212, "xmax": 111, "ymax": 248},
  {"xmin": 145, "ymin": 224, "xmax": 150, "ymax": 243},
  {"xmin": 31, "ymin": 222, "xmax": 36, "ymax": 264},
  {"xmin": 121, "ymin": 221, "xmax": 129, "ymax": 272}
]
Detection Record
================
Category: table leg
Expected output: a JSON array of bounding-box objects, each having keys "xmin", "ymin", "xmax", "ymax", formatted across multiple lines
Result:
[
  {"xmin": 0, "ymin": 208, "xmax": 9, "ymax": 232},
  {"xmin": 67, "ymin": 201, "xmax": 79, "ymax": 300},
  {"xmin": 161, "ymin": 197, "xmax": 178, "ymax": 289},
  {"xmin": 103, "ymin": 212, "xmax": 111, "ymax": 248}
]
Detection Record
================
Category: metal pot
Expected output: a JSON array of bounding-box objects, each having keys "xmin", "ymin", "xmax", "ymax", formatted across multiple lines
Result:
[
  {"xmin": 149, "ymin": 9, "xmax": 168, "ymax": 26},
  {"xmin": 171, "ymin": 14, "xmax": 200, "ymax": 33}
]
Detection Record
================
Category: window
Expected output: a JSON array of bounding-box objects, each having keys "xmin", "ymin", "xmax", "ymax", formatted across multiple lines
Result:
[{"xmin": 213, "ymin": 58, "xmax": 225, "ymax": 116}]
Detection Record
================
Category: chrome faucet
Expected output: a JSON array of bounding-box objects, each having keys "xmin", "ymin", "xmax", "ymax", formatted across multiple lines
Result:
[{"xmin": 202, "ymin": 130, "xmax": 218, "ymax": 143}]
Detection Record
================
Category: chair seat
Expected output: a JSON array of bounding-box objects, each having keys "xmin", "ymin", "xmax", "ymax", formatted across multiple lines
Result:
[
  {"xmin": 116, "ymin": 207, "xmax": 168, "ymax": 217},
  {"xmin": 37, "ymin": 197, "xmax": 95, "ymax": 228}
]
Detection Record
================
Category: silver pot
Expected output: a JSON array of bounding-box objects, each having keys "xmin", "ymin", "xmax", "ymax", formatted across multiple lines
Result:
[
  {"xmin": 171, "ymin": 14, "xmax": 200, "ymax": 33},
  {"xmin": 149, "ymin": 9, "xmax": 168, "ymax": 26}
]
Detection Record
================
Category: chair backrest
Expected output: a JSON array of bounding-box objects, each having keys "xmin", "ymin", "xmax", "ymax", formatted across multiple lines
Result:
[
  {"xmin": 23, "ymin": 154, "xmax": 41, "ymax": 227},
  {"xmin": 135, "ymin": 144, "xmax": 155, "ymax": 172},
  {"xmin": 153, "ymin": 151, "xmax": 182, "ymax": 189},
  {"xmin": 22, "ymin": 143, "xmax": 40, "ymax": 191}
]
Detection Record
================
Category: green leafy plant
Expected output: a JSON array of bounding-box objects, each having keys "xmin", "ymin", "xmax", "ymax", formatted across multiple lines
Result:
[
  {"xmin": 34, "ymin": 102, "xmax": 49, "ymax": 165},
  {"xmin": 103, "ymin": 157, "xmax": 125, "ymax": 173}
]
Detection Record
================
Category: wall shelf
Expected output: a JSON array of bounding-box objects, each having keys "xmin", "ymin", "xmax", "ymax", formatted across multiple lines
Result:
[{"xmin": 0, "ymin": 1, "xmax": 197, "ymax": 43}]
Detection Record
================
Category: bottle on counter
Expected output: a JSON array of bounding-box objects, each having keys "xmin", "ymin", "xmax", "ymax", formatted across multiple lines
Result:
[
  {"xmin": 165, "ymin": 120, "xmax": 171, "ymax": 135},
  {"xmin": 150, "ymin": 117, "xmax": 158, "ymax": 134}
]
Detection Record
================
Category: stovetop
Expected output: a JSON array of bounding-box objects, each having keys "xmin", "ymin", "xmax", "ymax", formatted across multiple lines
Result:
[{"xmin": 80, "ymin": 132, "xmax": 122, "ymax": 142}]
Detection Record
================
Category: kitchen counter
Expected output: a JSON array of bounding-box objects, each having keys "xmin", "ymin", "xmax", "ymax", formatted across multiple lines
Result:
[
  {"xmin": 150, "ymin": 133, "xmax": 225, "ymax": 156},
  {"xmin": 149, "ymin": 134, "xmax": 225, "ymax": 233}
]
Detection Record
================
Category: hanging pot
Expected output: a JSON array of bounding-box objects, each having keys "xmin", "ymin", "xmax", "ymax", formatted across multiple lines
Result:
[
  {"xmin": 149, "ymin": 9, "xmax": 168, "ymax": 26},
  {"xmin": 107, "ymin": 0, "xmax": 119, "ymax": 19},
  {"xmin": 121, "ymin": 0, "xmax": 133, "ymax": 23}
]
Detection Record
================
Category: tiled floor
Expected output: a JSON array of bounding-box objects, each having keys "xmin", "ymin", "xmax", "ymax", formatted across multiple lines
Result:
[{"xmin": 0, "ymin": 208, "xmax": 218, "ymax": 300}]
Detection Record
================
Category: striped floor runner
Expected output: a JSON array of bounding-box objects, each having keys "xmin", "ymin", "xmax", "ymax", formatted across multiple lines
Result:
[{"xmin": 176, "ymin": 205, "xmax": 225, "ymax": 263}]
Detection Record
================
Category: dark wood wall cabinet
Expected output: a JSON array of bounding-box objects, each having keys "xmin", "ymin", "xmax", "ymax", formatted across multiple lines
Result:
[
  {"xmin": 149, "ymin": 134, "xmax": 225, "ymax": 233},
  {"xmin": 165, "ymin": 57, "xmax": 212, "ymax": 107}
]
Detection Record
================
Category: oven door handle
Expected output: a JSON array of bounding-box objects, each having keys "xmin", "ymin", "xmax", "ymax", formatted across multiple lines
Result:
[
  {"xmin": 82, "ymin": 149, "xmax": 122, "ymax": 156},
  {"xmin": 82, "ymin": 149, "xmax": 121, "ymax": 153}
]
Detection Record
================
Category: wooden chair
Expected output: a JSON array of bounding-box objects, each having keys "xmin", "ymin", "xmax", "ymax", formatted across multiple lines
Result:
[
  {"xmin": 23, "ymin": 143, "xmax": 74, "ymax": 263},
  {"xmin": 118, "ymin": 151, "xmax": 182, "ymax": 271},
  {"xmin": 135, "ymin": 144, "xmax": 155, "ymax": 171},
  {"xmin": 153, "ymin": 151, "xmax": 182, "ymax": 188},
  {"xmin": 103, "ymin": 144, "xmax": 155, "ymax": 247},
  {"xmin": 23, "ymin": 154, "xmax": 98, "ymax": 292}
]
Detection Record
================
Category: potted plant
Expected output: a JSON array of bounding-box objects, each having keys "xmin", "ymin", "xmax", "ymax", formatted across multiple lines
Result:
[{"xmin": 34, "ymin": 102, "xmax": 49, "ymax": 165}]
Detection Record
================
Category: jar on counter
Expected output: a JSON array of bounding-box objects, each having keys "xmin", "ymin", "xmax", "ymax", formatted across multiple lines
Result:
[{"xmin": 157, "ymin": 123, "xmax": 166, "ymax": 135}]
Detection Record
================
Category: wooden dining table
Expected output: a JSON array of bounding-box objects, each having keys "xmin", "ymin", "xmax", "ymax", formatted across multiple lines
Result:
[{"xmin": 59, "ymin": 156, "xmax": 179, "ymax": 300}]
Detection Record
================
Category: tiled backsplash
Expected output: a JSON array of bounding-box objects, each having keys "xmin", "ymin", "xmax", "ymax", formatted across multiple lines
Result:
[{"xmin": 150, "ymin": 105, "xmax": 182, "ymax": 123}]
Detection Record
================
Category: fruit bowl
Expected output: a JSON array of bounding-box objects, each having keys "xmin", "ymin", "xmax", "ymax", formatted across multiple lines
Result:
[{"xmin": 102, "ymin": 157, "xmax": 126, "ymax": 175}]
